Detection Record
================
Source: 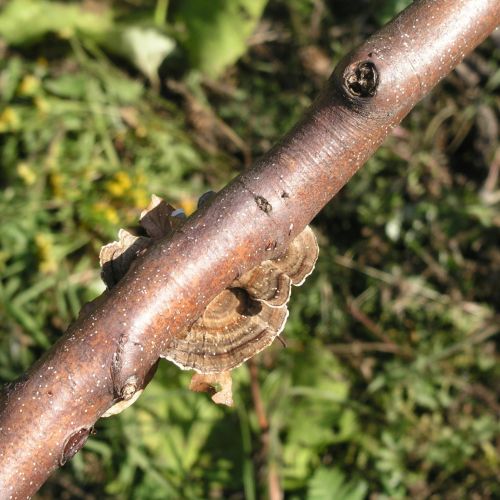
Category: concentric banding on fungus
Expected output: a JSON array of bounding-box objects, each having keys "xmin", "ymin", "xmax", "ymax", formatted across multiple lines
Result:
[
  {"xmin": 161, "ymin": 222, "xmax": 318, "ymax": 373},
  {"xmin": 162, "ymin": 288, "xmax": 289, "ymax": 373},
  {"xmin": 233, "ymin": 261, "xmax": 293, "ymax": 307},
  {"xmin": 232, "ymin": 226, "xmax": 318, "ymax": 307},
  {"xmin": 272, "ymin": 225, "xmax": 318, "ymax": 286},
  {"xmin": 100, "ymin": 194, "xmax": 319, "ymax": 375}
]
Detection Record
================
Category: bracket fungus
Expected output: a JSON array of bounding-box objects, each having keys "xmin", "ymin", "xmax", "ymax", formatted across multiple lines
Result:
[{"xmin": 100, "ymin": 194, "xmax": 318, "ymax": 407}]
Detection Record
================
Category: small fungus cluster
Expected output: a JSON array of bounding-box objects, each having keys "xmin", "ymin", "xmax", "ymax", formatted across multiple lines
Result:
[{"xmin": 100, "ymin": 194, "xmax": 318, "ymax": 406}]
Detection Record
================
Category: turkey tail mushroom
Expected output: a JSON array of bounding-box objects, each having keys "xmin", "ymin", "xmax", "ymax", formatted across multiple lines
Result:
[
  {"xmin": 161, "ymin": 225, "xmax": 318, "ymax": 373},
  {"xmin": 99, "ymin": 194, "xmax": 319, "ymax": 404},
  {"xmin": 162, "ymin": 288, "xmax": 289, "ymax": 373}
]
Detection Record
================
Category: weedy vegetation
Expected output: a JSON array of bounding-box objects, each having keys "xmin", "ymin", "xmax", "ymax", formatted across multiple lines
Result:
[{"xmin": 0, "ymin": 0, "xmax": 499, "ymax": 498}]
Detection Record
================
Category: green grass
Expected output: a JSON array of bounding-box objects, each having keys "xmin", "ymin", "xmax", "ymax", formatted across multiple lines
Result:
[{"xmin": 1, "ymin": 0, "xmax": 499, "ymax": 498}]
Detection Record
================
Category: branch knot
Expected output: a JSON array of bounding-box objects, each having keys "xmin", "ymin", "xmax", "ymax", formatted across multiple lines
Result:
[{"xmin": 344, "ymin": 61, "xmax": 379, "ymax": 98}]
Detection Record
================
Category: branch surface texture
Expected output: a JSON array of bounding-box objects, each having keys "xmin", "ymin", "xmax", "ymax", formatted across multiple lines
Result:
[{"xmin": 1, "ymin": 0, "xmax": 499, "ymax": 497}]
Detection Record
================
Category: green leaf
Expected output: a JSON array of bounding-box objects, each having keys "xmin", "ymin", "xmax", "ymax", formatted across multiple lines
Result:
[
  {"xmin": 0, "ymin": 0, "xmax": 113, "ymax": 45},
  {"xmin": 173, "ymin": 0, "xmax": 268, "ymax": 77},
  {"xmin": 45, "ymin": 74, "xmax": 89, "ymax": 100},
  {"xmin": 307, "ymin": 467, "xmax": 368, "ymax": 500},
  {"xmin": 103, "ymin": 25, "xmax": 176, "ymax": 84}
]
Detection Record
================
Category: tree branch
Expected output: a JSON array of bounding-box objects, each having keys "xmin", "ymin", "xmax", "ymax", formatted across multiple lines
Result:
[{"xmin": 1, "ymin": 0, "xmax": 499, "ymax": 497}]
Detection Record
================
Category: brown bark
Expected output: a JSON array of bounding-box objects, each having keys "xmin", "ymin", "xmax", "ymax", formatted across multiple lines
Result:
[{"xmin": 1, "ymin": 0, "xmax": 499, "ymax": 497}]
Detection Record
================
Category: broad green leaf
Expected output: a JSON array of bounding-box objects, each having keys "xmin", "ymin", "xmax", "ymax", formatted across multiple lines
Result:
[
  {"xmin": 103, "ymin": 25, "xmax": 176, "ymax": 84},
  {"xmin": 173, "ymin": 0, "xmax": 268, "ymax": 77},
  {"xmin": 0, "ymin": 0, "xmax": 113, "ymax": 45}
]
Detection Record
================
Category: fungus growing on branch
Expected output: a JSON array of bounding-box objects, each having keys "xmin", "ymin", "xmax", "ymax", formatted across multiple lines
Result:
[{"xmin": 100, "ymin": 194, "xmax": 318, "ymax": 406}]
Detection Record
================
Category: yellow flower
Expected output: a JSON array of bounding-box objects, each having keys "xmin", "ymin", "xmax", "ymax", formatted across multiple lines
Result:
[
  {"xmin": 93, "ymin": 202, "xmax": 119, "ymax": 225},
  {"xmin": 17, "ymin": 162, "xmax": 37, "ymax": 186},
  {"xmin": 106, "ymin": 171, "xmax": 133, "ymax": 198},
  {"xmin": 35, "ymin": 96, "xmax": 50, "ymax": 114},
  {"xmin": 49, "ymin": 172, "xmax": 64, "ymax": 199},
  {"xmin": 35, "ymin": 233, "xmax": 57, "ymax": 274},
  {"xmin": 0, "ymin": 107, "xmax": 20, "ymax": 132},
  {"xmin": 131, "ymin": 187, "xmax": 150, "ymax": 209},
  {"xmin": 18, "ymin": 75, "xmax": 40, "ymax": 96}
]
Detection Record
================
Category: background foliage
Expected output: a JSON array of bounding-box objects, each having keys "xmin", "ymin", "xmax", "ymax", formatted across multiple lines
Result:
[{"xmin": 0, "ymin": 0, "xmax": 499, "ymax": 498}]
